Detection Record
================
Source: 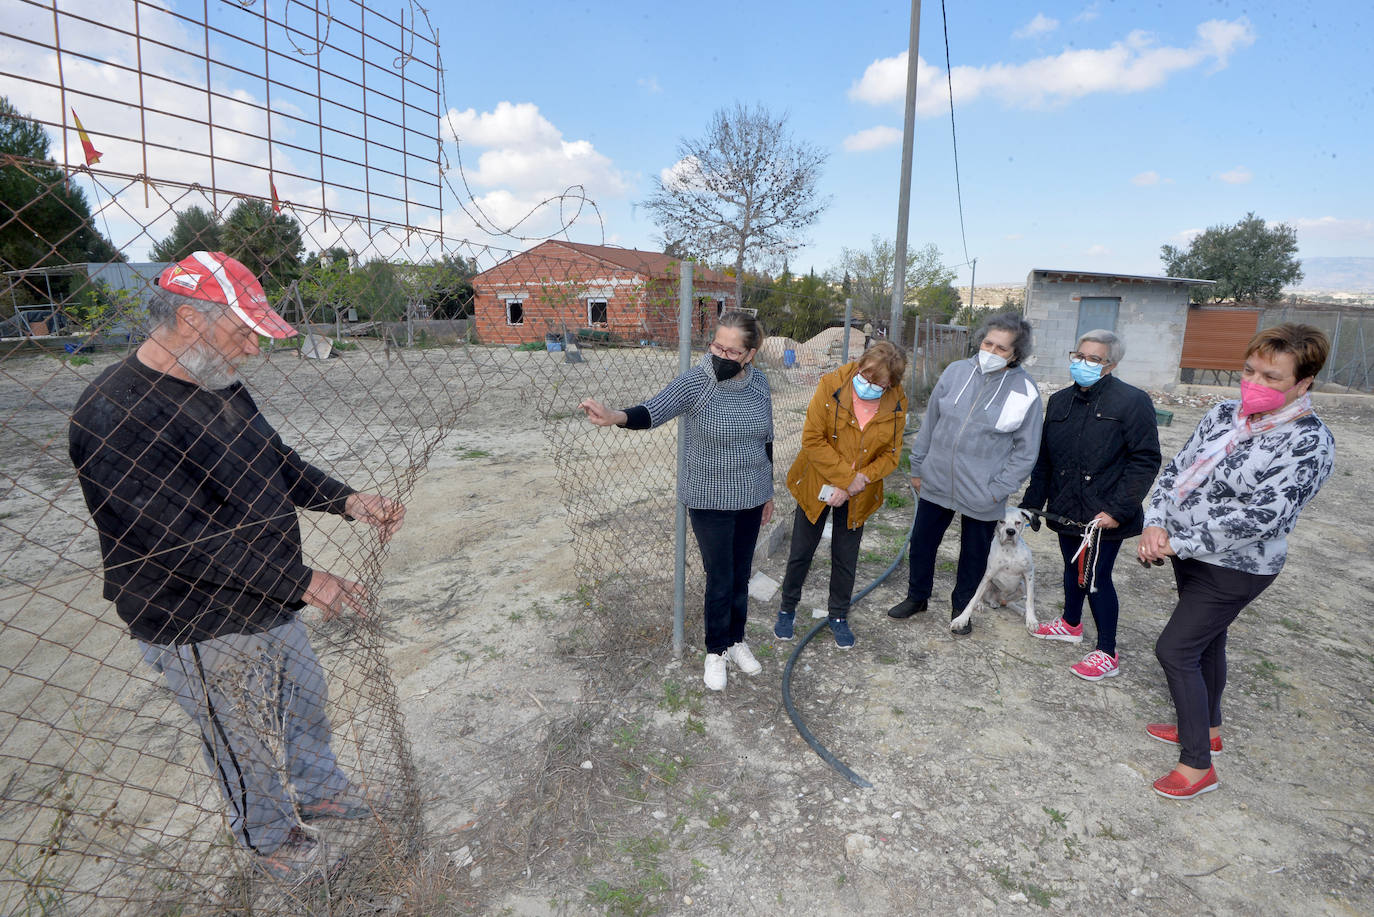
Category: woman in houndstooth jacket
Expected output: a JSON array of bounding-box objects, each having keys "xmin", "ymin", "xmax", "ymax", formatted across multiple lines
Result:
[{"xmin": 579, "ymin": 311, "xmax": 774, "ymax": 692}]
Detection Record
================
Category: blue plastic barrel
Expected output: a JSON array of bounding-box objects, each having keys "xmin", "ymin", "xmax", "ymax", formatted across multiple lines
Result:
[{"xmin": 783, "ymin": 348, "xmax": 796, "ymax": 367}]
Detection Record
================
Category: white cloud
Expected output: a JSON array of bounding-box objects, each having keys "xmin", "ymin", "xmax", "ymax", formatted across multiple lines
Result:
[
  {"xmin": 1004, "ymin": 233, "xmax": 1025, "ymax": 241},
  {"xmin": 1172, "ymin": 228, "xmax": 1203, "ymax": 245},
  {"xmin": 1290, "ymin": 216, "xmax": 1374, "ymax": 241},
  {"xmin": 842, "ymin": 125, "xmax": 903, "ymax": 152},
  {"xmin": 637, "ymin": 76, "xmax": 662, "ymax": 94},
  {"xmin": 1014, "ymin": 14, "xmax": 1059, "ymax": 39},
  {"xmin": 1074, "ymin": 3, "xmax": 1101, "ymax": 23},
  {"xmin": 1131, "ymin": 170, "xmax": 1160, "ymax": 186},
  {"xmin": 1086, "ymin": 244, "xmax": 1111, "ymax": 256},
  {"xmin": 447, "ymin": 102, "xmax": 630, "ymax": 200},
  {"xmin": 848, "ymin": 18, "xmax": 1255, "ymax": 114},
  {"xmin": 1217, "ymin": 166, "xmax": 1253, "ymax": 184}
]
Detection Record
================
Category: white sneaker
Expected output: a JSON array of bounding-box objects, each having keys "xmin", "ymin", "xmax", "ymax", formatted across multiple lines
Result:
[
  {"xmin": 725, "ymin": 642, "xmax": 762, "ymax": 675},
  {"xmin": 703, "ymin": 652, "xmax": 728, "ymax": 691}
]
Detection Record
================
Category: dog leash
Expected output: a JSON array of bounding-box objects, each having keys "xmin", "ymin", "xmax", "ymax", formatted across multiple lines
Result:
[{"xmin": 1070, "ymin": 518, "xmax": 1102, "ymax": 593}]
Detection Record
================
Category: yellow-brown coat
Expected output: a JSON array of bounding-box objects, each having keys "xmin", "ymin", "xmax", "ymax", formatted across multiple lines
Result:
[{"xmin": 785, "ymin": 362, "xmax": 908, "ymax": 530}]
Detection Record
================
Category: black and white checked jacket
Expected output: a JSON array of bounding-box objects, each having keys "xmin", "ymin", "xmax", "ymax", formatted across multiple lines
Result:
[{"xmin": 622, "ymin": 355, "xmax": 774, "ymax": 511}]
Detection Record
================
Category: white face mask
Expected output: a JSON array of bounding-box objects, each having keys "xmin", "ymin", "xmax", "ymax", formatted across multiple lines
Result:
[{"xmin": 977, "ymin": 350, "xmax": 1009, "ymax": 374}]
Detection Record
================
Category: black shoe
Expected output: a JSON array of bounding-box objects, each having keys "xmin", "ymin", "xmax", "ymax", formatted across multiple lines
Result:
[
  {"xmin": 888, "ymin": 598, "xmax": 928, "ymax": 619},
  {"xmin": 950, "ymin": 616, "xmax": 973, "ymax": 636}
]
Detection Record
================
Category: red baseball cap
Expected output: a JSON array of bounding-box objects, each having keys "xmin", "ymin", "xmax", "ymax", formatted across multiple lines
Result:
[{"xmin": 157, "ymin": 251, "xmax": 297, "ymax": 339}]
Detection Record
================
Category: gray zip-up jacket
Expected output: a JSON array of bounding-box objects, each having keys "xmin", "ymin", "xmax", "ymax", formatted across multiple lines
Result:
[{"xmin": 909, "ymin": 356, "xmax": 1043, "ymax": 521}]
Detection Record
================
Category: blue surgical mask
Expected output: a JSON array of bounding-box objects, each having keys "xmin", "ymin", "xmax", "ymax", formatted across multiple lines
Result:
[
  {"xmin": 852, "ymin": 372, "xmax": 884, "ymax": 401},
  {"xmin": 1070, "ymin": 358, "xmax": 1103, "ymax": 387}
]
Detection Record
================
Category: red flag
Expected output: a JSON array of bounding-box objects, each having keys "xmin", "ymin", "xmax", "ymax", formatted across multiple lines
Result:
[
  {"xmin": 270, "ymin": 177, "xmax": 281, "ymax": 213},
  {"xmin": 71, "ymin": 108, "xmax": 102, "ymax": 166}
]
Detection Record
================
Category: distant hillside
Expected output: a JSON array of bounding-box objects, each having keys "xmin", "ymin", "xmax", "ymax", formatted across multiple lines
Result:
[{"xmin": 1291, "ymin": 257, "xmax": 1374, "ymax": 294}]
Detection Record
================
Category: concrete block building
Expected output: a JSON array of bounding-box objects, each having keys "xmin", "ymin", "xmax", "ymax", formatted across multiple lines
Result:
[
  {"xmin": 1022, "ymin": 269, "xmax": 1215, "ymax": 389},
  {"xmin": 471, "ymin": 241, "xmax": 735, "ymax": 345}
]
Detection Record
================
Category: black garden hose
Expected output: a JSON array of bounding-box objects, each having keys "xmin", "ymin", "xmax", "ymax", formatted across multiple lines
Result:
[{"xmin": 779, "ymin": 478, "xmax": 918, "ymax": 789}]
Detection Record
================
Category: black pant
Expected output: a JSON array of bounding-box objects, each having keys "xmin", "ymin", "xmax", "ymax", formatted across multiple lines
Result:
[
  {"xmin": 905, "ymin": 498, "xmax": 998, "ymax": 614},
  {"xmin": 1058, "ymin": 534, "xmax": 1124, "ymax": 656},
  {"xmin": 1155, "ymin": 557, "xmax": 1276, "ymax": 769},
  {"xmin": 779, "ymin": 504, "xmax": 864, "ymax": 619},
  {"xmin": 689, "ymin": 504, "xmax": 765, "ymax": 655}
]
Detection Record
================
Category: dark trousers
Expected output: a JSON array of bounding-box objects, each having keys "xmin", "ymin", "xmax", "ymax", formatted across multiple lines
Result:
[
  {"xmin": 1155, "ymin": 558, "xmax": 1276, "ymax": 769},
  {"xmin": 689, "ymin": 504, "xmax": 765, "ymax": 654},
  {"xmin": 1058, "ymin": 534, "xmax": 1124, "ymax": 656},
  {"xmin": 906, "ymin": 498, "xmax": 998, "ymax": 615},
  {"xmin": 779, "ymin": 504, "xmax": 864, "ymax": 619}
]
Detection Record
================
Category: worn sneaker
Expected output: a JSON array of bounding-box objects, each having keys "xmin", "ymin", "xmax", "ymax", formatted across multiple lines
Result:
[
  {"xmin": 773, "ymin": 610, "xmax": 796, "ymax": 641},
  {"xmin": 1071, "ymin": 650, "xmax": 1120, "ymax": 681},
  {"xmin": 725, "ymin": 642, "xmax": 762, "ymax": 675},
  {"xmin": 255, "ymin": 827, "xmax": 344, "ymax": 887},
  {"xmin": 829, "ymin": 617, "xmax": 855, "ymax": 649},
  {"xmin": 1146, "ymin": 723, "xmax": 1223, "ymax": 755},
  {"xmin": 301, "ymin": 785, "xmax": 383, "ymax": 822},
  {"xmin": 1153, "ymin": 766, "xmax": 1218, "ymax": 800},
  {"xmin": 1032, "ymin": 617, "xmax": 1084, "ymax": 643},
  {"xmin": 703, "ymin": 652, "xmax": 728, "ymax": 691}
]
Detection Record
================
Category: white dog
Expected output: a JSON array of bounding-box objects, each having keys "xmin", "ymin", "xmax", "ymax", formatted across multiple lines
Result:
[{"xmin": 950, "ymin": 508, "xmax": 1036, "ymax": 633}]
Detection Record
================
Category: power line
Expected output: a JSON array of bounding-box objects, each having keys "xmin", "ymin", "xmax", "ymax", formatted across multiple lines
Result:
[{"xmin": 940, "ymin": 0, "xmax": 970, "ymax": 267}]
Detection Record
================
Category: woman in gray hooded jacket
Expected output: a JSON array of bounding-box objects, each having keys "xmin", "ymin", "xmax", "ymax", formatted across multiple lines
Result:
[{"xmin": 888, "ymin": 313, "xmax": 1043, "ymax": 634}]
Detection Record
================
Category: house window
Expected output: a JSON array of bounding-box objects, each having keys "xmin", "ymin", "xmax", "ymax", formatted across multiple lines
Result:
[
  {"xmin": 587, "ymin": 298, "xmax": 608, "ymax": 325},
  {"xmin": 1077, "ymin": 297, "xmax": 1119, "ymax": 337},
  {"xmin": 505, "ymin": 299, "xmax": 524, "ymax": 325},
  {"xmin": 716, "ymin": 299, "xmax": 725, "ymax": 317}
]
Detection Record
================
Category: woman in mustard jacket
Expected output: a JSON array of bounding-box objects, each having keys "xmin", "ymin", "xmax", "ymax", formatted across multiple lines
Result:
[{"xmin": 774, "ymin": 342, "xmax": 908, "ymax": 648}]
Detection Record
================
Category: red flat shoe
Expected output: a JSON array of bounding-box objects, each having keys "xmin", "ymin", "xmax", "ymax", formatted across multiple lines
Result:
[
  {"xmin": 1146, "ymin": 723, "xmax": 1223, "ymax": 754},
  {"xmin": 1153, "ymin": 766, "xmax": 1218, "ymax": 800}
]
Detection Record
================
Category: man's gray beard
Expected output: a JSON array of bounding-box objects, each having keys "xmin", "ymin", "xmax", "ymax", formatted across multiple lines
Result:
[{"xmin": 180, "ymin": 340, "xmax": 240, "ymax": 391}]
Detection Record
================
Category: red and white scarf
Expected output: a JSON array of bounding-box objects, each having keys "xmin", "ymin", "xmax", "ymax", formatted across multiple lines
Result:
[{"xmin": 1172, "ymin": 394, "xmax": 1314, "ymax": 501}]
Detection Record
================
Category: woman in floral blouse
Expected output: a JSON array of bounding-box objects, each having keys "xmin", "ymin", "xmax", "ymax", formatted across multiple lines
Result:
[{"xmin": 1138, "ymin": 324, "xmax": 1335, "ymax": 800}]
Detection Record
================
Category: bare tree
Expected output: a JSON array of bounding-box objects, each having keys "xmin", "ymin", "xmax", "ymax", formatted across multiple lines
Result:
[{"xmin": 644, "ymin": 104, "xmax": 829, "ymax": 307}]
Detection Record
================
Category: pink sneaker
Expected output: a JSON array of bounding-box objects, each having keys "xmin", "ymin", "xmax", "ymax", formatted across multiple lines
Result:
[
  {"xmin": 1032, "ymin": 617, "xmax": 1083, "ymax": 643},
  {"xmin": 1071, "ymin": 650, "xmax": 1119, "ymax": 681}
]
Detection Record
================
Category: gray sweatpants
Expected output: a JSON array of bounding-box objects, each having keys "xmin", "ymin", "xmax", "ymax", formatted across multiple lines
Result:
[{"xmin": 140, "ymin": 618, "xmax": 348, "ymax": 854}]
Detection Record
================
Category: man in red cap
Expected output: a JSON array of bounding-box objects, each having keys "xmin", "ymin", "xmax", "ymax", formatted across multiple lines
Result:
[{"xmin": 68, "ymin": 251, "xmax": 405, "ymax": 884}]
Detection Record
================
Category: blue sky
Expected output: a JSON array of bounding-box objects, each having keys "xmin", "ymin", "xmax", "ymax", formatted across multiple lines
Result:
[
  {"xmin": 4, "ymin": 0, "xmax": 1369, "ymax": 287},
  {"xmin": 436, "ymin": 0, "xmax": 1371, "ymax": 284}
]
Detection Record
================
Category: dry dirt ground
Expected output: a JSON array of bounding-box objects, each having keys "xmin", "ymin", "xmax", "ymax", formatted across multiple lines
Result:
[
  {"xmin": 380, "ymin": 359, "xmax": 1374, "ymax": 916},
  {"xmin": 1, "ymin": 344, "xmax": 1370, "ymax": 915}
]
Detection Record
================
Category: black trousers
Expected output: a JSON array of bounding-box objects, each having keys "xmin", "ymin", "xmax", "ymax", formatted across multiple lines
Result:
[
  {"xmin": 688, "ymin": 504, "xmax": 765, "ymax": 655},
  {"xmin": 906, "ymin": 498, "xmax": 998, "ymax": 614},
  {"xmin": 1155, "ymin": 557, "xmax": 1276, "ymax": 769},
  {"xmin": 1058, "ymin": 534, "xmax": 1124, "ymax": 656},
  {"xmin": 779, "ymin": 503, "xmax": 864, "ymax": 619}
]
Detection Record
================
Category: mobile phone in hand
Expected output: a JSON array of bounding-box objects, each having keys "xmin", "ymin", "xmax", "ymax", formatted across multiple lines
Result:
[{"xmin": 818, "ymin": 484, "xmax": 838, "ymax": 502}]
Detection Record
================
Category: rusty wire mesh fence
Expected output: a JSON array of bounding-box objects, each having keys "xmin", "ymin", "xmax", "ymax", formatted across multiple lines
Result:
[{"xmin": 0, "ymin": 2, "xmax": 916, "ymax": 912}]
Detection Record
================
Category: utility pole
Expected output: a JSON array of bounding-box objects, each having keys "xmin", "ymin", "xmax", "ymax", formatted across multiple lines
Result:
[{"xmin": 890, "ymin": 0, "xmax": 922, "ymax": 347}]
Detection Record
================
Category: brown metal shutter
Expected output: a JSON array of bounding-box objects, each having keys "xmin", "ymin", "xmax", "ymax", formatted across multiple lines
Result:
[{"xmin": 1180, "ymin": 306, "xmax": 1261, "ymax": 370}]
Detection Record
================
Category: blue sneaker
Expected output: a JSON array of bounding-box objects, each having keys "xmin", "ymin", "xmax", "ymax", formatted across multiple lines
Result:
[
  {"xmin": 773, "ymin": 610, "xmax": 796, "ymax": 641},
  {"xmin": 829, "ymin": 617, "xmax": 855, "ymax": 649}
]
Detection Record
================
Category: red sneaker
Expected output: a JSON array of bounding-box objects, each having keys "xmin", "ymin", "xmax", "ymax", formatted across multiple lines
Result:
[
  {"xmin": 1070, "ymin": 650, "xmax": 1119, "ymax": 681},
  {"xmin": 1031, "ymin": 616, "xmax": 1083, "ymax": 643},
  {"xmin": 1146, "ymin": 723, "xmax": 1223, "ymax": 754},
  {"xmin": 1153, "ymin": 766, "xmax": 1218, "ymax": 800}
]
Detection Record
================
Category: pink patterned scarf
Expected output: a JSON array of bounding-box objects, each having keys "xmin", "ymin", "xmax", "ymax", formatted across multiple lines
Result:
[{"xmin": 1172, "ymin": 394, "xmax": 1314, "ymax": 501}]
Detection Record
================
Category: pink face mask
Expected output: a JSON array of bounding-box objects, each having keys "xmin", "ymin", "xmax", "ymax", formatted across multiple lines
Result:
[{"xmin": 1239, "ymin": 378, "xmax": 1300, "ymax": 416}]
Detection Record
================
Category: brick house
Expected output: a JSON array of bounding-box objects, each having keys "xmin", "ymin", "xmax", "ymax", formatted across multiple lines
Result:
[{"xmin": 471, "ymin": 241, "xmax": 736, "ymax": 345}]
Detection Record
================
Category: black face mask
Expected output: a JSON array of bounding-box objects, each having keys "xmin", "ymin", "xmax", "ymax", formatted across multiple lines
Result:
[{"xmin": 711, "ymin": 354, "xmax": 743, "ymax": 381}]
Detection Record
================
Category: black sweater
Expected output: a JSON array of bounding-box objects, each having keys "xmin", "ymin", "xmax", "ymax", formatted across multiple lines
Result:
[
  {"xmin": 69, "ymin": 357, "xmax": 355, "ymax": 644},
  {"xmin": 1019, "ymin": 374, "xmax": 1161, "ymax": 540}
]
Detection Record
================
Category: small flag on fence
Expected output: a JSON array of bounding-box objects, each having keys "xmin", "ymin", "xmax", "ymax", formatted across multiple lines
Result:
[
  {"xmin": 270, "ymin": 177, "xmax": 281, "ymax": 213},
  {"xmin": 71, "ymin": 108, "xmax": 102, "ymax": 166}
]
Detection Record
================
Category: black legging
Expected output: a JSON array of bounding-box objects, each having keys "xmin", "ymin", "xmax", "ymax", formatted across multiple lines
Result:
[
  {"xmin": 1057, "ymin": 534, "xmax": 1123, "ymax": 656},
  {"xmin": 905, "ymin": 498, "xmax": 998, "ymax": 615},
  {"xmin": 1154, "ymin": 557, "xmax": 1276, "ymax": 769}
]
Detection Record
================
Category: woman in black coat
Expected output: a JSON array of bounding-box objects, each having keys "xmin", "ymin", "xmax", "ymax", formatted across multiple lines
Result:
[{"xmin": 1020, "ymin": 329, "xmax": 1162, "ymax": 681}]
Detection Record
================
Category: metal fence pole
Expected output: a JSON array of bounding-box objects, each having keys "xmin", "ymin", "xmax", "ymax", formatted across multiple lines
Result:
[
  {"xmin": 673, "ymin": 263, "xmax": 693, "ymax": 659},
  {"xmin": 841, "ymin": 297, "xmax": 853, "ymax": 364}
]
